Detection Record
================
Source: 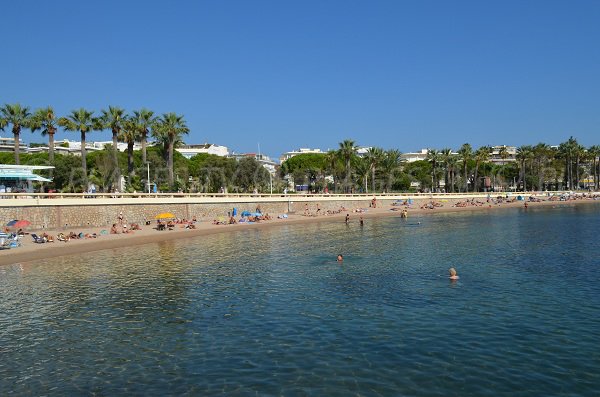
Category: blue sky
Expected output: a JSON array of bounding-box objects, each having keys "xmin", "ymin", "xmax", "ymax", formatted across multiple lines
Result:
[{"xmin": 2, "ymin": 0, "xmax": 600, "ymax": 158}]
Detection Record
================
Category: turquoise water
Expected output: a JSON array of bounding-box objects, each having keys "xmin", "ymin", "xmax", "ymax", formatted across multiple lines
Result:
[{"xmin": 1, "ymin": 205, "xmax": 600, "ymax": 396}]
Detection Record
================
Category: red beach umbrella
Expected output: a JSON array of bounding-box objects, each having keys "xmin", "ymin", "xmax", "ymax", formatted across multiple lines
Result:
[{"xmin": 11, "ymin": 220, "xmax": 31, "ymax": 229}]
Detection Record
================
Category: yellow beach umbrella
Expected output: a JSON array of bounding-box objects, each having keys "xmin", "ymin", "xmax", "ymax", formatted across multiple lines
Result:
[{"xmin": 155, "ymin": 212, "xmax": 176, "ymax": 220}]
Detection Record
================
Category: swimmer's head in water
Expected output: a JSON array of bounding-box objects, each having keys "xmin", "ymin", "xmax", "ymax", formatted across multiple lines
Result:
[
  {"xmin": 337, "ymin": 254, "xmax": 343, "ymax": 261},
  {"xmin": 449, "ymin": 267, "xmax": 457, "ymax": 277}
]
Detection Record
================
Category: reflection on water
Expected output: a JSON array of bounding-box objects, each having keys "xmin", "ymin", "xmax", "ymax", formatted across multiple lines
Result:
[{"xmin": 1, "ymin": 205, "xmax": 600, "ymax": 396}]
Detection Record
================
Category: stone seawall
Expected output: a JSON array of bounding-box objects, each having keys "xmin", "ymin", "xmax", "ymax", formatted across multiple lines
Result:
[
  {"xmin": 0, "ymin": 198, "xmax": 400, "ymax": 230},
  {"xmin": 0, "ymin": 191, "xmax": 555, "ymax": 230}
]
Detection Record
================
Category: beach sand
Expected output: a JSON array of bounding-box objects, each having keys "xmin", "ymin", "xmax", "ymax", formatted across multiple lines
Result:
[{"xmin": 1, "ymin": 197, "xmax": 596, "ymax": 267}]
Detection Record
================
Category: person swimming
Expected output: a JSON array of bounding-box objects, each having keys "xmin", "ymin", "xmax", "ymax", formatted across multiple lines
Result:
[
  {"xmin": 337, "ymin": 254, "xmax": 343, "ymax": 262},
  {"xmin": 448, "ymin": 267, "xmax": 459, "ymax": 280}
]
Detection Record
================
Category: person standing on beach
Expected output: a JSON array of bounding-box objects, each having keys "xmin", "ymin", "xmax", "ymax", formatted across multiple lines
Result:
[
  {"xmin": 345, "ymin": 214, "xmax": 350, "ymax": 224},
  {"xmin": 359, "ymin": 216, "xmax": 364, "ymax": 226},
  {"xmin": 118, "ymin": 211, "xmax": 123, "ymax": 225}
]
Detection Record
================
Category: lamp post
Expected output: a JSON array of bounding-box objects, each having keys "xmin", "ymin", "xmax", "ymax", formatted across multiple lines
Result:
[
  {"xmin": 146, "ymin": 162, "xmax": 151, "ymax": 194},
  {"xmin": 269, "ymin": 172, "xmax": 273, "ymax": 195}
]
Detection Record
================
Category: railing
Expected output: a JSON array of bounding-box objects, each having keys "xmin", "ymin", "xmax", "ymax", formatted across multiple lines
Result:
[{"xmin": 0, "ymin": 190, "xmax": 591, "ymax": 200}]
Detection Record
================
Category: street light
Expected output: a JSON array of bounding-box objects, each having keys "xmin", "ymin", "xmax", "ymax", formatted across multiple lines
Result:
[
  {"xmin": 146, "ymin": 162, "xmax": 151, "ymax": 194},
  {"xmin": 269, "ymin": 172, "xmax": 273, "ymax": 195}
]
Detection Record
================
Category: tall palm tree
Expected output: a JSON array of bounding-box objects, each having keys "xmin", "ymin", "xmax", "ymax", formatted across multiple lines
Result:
[
  {"xmin": 497, "ymin": 146, "xmax": 510, "ymax": 190},
  {"xmin": 0, "ymin": 103, "xmax": 31, "ymax": 164},
  {"xmin": 58, "ymin": 108, "xmax": 97, "ymax": 179},
  {"xmin": 533, "ymin": 143, "xmax": 551, "ymax": 190},
  {"xmin": 457, "ymin": 143, "xmax": 473, "ymax": 192},
  {"xmin": 440, "ymin": 148, "xmax": 453, "ymax": 192},
  {"xmin": 588, "ymin": 145, "xmax": 600, "ymax": 190},
  {"xmin": 573, "ymin": 143, "xmax": 585, "ymax": 190},
  {"xmin": 119, "ymin": 118, "xmax": 140, "ymax": 181},
  {"xmin": 426, "ymin": 149, "xmax": 440, "ymax": 191},
  {"xmin": 516, "ymin": 145, "xmax": 533, "ymax": 191},
  {"xmin": 152, "ymin": 112, "xmax": 189, "ymax": 187},
  {"xmin": 100, "ymin": 106, "xmax": 127, "ymax": 187},
  {"xmin": 473, "ymin": 146, "xmax": 492, "ymax": 192},
  {"xmin": 133, "ymin": 108, "xmax": 155, "ymax": 164},
  {"xmin": 337, "ymin": 139, "xmax": 357, "ymax": 193},
  {"xmin": 29, "ymin": 106, "xmax": 58, "ymax": 164},
  {"xmin": 380, "ymin": 149, "xmax": 402, "ymax": 192},
  {"xmin": 355, "ymin": 157, "xmax": 370, "ymax": 193},
  {"xmin": 364, "ymin": 147, "xmax": 384, "ymax": 193},
  {"xmin": 446, "ymin": 155, "xmax": 459, "ymax": 192},
  {"xmin": 324, "ymin": 150, "xmax": 340, "ymax": 193}
]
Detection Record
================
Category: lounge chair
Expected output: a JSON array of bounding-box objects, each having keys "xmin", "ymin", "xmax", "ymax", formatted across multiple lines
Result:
[{"xmin": 31, "ymin": 233, "xmax": 46, "ymax": 243}]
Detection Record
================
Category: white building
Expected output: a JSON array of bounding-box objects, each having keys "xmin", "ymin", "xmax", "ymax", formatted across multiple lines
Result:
[
  {"xmin": 490, "ymin": 145, "xmax": 517, "ymax": 164},
  {"xmin": 0, "ymin": 136, "xmax": 27, "ymax": 154},
  {"xmin": 279, "ymin": 148, "xmax": 324, "ymax": 163},
  {"xmin": 401, "ymin": 149, "xmax": 430, "ymax": 163},
  {"xmin": 176, "ymin": 143, "xmax": 229, "ymax": 159},
  {"xmin": 231, "ymin": 153, "xmax": 277, "ymax": 175}
]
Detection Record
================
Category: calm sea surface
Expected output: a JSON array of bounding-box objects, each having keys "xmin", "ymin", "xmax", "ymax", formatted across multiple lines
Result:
[{"xmin": 1, "ymin": 204, "xmax": 600, "ymax": 396}]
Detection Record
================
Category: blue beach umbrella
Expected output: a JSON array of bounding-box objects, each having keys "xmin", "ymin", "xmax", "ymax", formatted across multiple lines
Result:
[{"xmin": 6, "ymin": 220, "xmax": 18, "ymax": 227}]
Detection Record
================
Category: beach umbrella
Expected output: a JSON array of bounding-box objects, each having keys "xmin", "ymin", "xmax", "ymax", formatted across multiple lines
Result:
[
  {"xmin": 12, "ymin": 220, "xmax": 31, "ymax": 229},
  {"xmin": 155, "ymin": 212, "xmax": 176, "ymax": 220},
  {"xmin": 6, "ymin": 220, "xmax": 18, "ymax": 227}
]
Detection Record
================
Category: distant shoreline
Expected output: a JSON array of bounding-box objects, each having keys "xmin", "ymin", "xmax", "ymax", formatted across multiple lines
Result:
[{"xmin": 1, "ymin": 197, "xmax": 598, "ymax": 267}]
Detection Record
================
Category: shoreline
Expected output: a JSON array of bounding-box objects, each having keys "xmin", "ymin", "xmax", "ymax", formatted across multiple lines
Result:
[{"xmin": 1, "ymin": 198, "xmax": 598, "ymax": 267}]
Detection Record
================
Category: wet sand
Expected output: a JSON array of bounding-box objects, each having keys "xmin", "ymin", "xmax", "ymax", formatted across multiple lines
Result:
[{"xmin": 1, "ymin": 198, "xmax": 597, "ymax": 267}]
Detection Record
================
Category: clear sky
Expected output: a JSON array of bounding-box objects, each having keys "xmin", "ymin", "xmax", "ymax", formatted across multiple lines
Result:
[{"xmin": 2, "ymin": 0, "xmax": 600, "ymax": 158}]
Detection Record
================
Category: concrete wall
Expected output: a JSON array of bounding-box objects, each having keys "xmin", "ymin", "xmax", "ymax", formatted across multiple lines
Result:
[{"xmin": 0, "ymin": 192, "xmax": 550, "ymax": 230}]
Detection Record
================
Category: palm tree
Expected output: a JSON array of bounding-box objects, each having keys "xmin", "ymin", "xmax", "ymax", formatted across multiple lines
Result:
[
  {"xmin": 337, "ymin": 139, "xmax": 357, "ymax": 192},
  {"xmin": 457, "ymin": 143, "xmax": 473, "ymax": 192},
  {"xmin": 426, "ymin": 149, "xmax": 440, "ymax": 191},
  {"xmin": 497, "ymin": 146, "xmax": 510, "ymax": 190},
  {"xmin": 588, "ymin": 145, "xmax": 600, "ymax": 190},
  {"xmin": 364, "ymin": 147, "xmax": 384, "ymax": 193},
  {"xmin": 100, "ymin": 106, "xmax": 127, "ymax": 187},
  {"xmin": 324, "ymin": 150, "xmax": 340, "ymax": 193},
  {"xmin": 446, "ymin": 155, "xmax": 459, "ymax": 192},
  {"xmin": 533, "ymin": 143, "xmax": 551, "ymax": 190},
  {"xmin": 58, "ymin": 108, "xmax": 97, "ymax": 179},
  {"xmin": 440, "ymin": 148, "xmax": 453, "ymax": 192},
  {"xmin": 379, "ymin": 149, "xmax": 403, "ymax": 192},
  {"xmin": 473, "ymin": 146, "xmax": 492, "ymax": 192},
  {"xmin": 355, "ymin": 157, "xmax": 370, "ymax": 193},
  {"xmin": 29, "ymin": 106, "xmax": 58, "ymax": 164},
  {"xmin": 152, "ymin": 112, "xmax": 189, "ymax": 187},
  {"xmin": 119, "ymin": 118, "xmax": 140, "ymax": 181},
  {"xmin": 516, "ymin": 145, "xmax": 533, "ymax": 191},
  {"xmin": 133, "ymin": 108, "xmax": 155, "ymax": 164},
  {"xmin": 0, "ymin": 103, "xmax": 31, "ymax": 164}
]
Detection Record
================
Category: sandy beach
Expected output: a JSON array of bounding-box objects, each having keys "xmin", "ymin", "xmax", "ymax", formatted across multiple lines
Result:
[{"xmin": 1, "ymin": 197, "xmax": 597, "ymax": 267}]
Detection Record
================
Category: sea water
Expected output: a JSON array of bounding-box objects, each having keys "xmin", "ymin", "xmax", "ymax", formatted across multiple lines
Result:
[{"xmin": 1, "ymin": 205, "xmax": 599, "ymax": 396}]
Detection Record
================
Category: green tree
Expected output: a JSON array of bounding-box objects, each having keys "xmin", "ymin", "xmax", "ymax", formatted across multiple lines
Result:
[
  {"xmin": 457, "ymin": 143, "xmax": 473, "ymax": 192},
  {"xmin": 588, "ymin": 145, "xmax": 600, "ymax": 190},
  {"xmin": 0, "ymin": 103, "xmax": 31, "ymax": 164},
  {"xmin": 324, "ymin": 150, "xmax": 340, "ymax": 193},
  {"xmin": 516, "ymin": 145, "xmax": 533, "ymax": 191},
  {"xmin": 425, "ymin": 149, "xmax": 440, "ymax": 191},
  {"xmin": 99, "ymin": 106, "xmax": 127, "ymax": 187},
  {"xmin": 58, "ymin": 108, "xmax": 98, "ymax": 181},
  {"xmin": 119, "ymin": 118, "xmax": 140, "ymax": 181},
  {"xmin": 380, "ymin": 149, "xmax": 403, "ymax": 192},
  {"xmin": 337, "ymin": 139, "xmax": 357, "ymax": 192},
  {"xmin": 364, "ymin": 147, "xmax": 385, "ymax": 193},
  {"xmin": 152, "ymin": 112, "xmax": 189, "ymax": 187},
  {"xmin": 473, "ymin": 146, "xmax": 492, "ymax": 192},
  {"xmin": 29, "ymin": 106, "xmax": 58, "ymax": 164},
  {"xmin": 133, "ymin": 108, "xmax": 155, "ymax": 164},
  {"xmin": 233, "ymin": 157, "xmax": 270, "ymax": 192}
]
